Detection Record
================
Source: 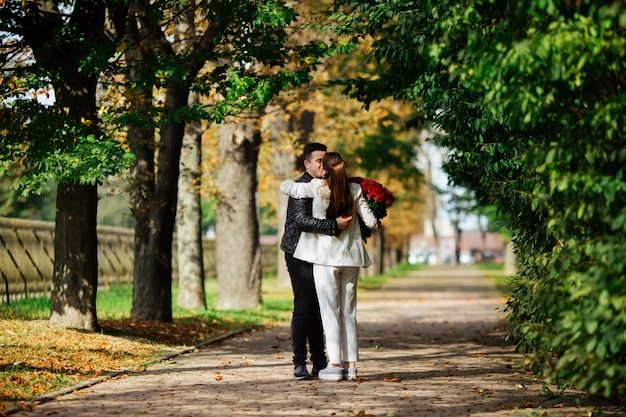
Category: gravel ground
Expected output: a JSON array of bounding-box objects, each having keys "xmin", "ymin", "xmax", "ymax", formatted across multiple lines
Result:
[{"xmin": 6, "ymin": 265, "xmax": 625, "ymax": 417}]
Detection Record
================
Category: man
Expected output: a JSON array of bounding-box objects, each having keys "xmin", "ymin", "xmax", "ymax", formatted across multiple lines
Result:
[{"xmin": 280, "ymin": 142, "xmax": 350, "ymax": 380}]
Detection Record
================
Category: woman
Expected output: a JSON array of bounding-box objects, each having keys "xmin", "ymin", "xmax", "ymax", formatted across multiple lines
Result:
[{"xmin": 280, "ymin": 152, "xmax": 378, "ymax": 381}]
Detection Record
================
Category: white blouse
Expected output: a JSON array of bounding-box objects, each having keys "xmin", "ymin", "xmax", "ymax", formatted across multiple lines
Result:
[{"xmin": 280, "ymin": 178, "xmax": 378, "ymax": 267}]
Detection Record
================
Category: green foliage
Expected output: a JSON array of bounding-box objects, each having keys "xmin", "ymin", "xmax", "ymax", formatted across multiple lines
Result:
[
  {"xmin": 206, "ymin": 70, "xmax": 316, "ymax": 123},
  {"xmin": 2, "ymin": 0, "xmax": 329, "ymax": 196},
  {"xmin": 353, "ymin": 114, "xmax": 420, "ymax": 181},
  {"xmin": 1, "ymin": 0, "xmax": 133, "ymax": 196},
  {"xmin": 330, "ymin": 0, "xmax": 626, "ymax": 397},
  {"xmin": 200, "ymin": 197, "xmax": 217, "ymax": 233},
  {"xmin": 0, "ymin": 99, "xmax": 135, "ymax": 195},
  {"xmin": 0, "ymin": 171, "xmax": 55, "ymax": 221}
]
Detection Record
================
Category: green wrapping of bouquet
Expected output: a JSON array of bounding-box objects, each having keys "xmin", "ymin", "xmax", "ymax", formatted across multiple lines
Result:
[{"xmin": 357, "ymin": 213, "xmax": 373, "ymax": 243}]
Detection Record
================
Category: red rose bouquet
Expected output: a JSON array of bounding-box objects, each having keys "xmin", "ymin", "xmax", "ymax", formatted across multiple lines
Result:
[{"xmin": 350, "ymin": 177, "xmax": 394, "ymax": 241}]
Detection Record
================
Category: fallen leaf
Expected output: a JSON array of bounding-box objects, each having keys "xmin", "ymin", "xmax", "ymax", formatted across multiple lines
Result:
[{"xmin": 473, "ymin": 387, "xmax": 495, "ymax": 397}]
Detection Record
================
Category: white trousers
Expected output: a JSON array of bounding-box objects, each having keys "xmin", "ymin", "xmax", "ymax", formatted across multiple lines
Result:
[{"xmin": 313, "ymin": 264, "xmax": 360, "ymax": 365}]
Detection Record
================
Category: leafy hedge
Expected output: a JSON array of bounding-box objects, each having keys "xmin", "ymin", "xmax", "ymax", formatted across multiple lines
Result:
[{"xmin": 330, "ymin": 0, "xmax": 626, "ymax": 396}]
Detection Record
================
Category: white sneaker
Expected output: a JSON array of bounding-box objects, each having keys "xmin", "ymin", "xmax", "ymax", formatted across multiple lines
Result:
[
  {"xmin": 344, "ymin": 367, "xmax": 358, "ymax": 381},
  {"xmin": 318, "ymin": 366, "xmax": 344, "ymax": 381}
]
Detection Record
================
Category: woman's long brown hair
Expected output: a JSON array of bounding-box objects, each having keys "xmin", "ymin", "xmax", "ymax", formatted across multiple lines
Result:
[{"xmin": 323, "ymin": 152, "xmax": 353, "ymax": 219}]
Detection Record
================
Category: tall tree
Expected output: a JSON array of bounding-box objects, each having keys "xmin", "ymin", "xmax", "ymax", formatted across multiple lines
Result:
[
  {"xmin": 173, "ymin": 1, "xmax": 206, "ymax": 310},
  {"xmin": 120, "ymin": 0, "xmax": 327, "ymax": 318},
  {"xmin": 216, "ymin": 113, "xmax": 262, "ymax": 309},
  {"xmin": 0, "ymin": 0, "xmax": 130, "ymax": 330},
  {"xmin": 119, "ymin": 0, "xmax": 160, "ymax": 320},
  {"xmin": 123, "ymin": 0, "xmax": 190, "ymax": 322},
  {"xmin": 176, "ymin": 91, "xmax": 207, "ymax": 309}
]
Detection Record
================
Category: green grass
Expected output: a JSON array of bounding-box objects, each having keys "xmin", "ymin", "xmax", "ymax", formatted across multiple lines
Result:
[
  {"xmin": 477, "ymin": 261, "xmax": 506, "ymax": 271},
  {"xmin": 357, "ymin": 263, "xmax": 422, "ymax": 290},
  {"xmin": 475, "ymin": 262, "xmax": 513, "ymax": 296},
  {"xmin": 0, "ymin": 265, "xmax": 415, "ymax": 325},
  {"xmin": 187, "ymin": 275, "xmax": 294, "ymax": 328},
  {"xmin": 0, "ymin": 275, "xmax": 294, "ymax": 328},
  {"xmin": 0, "ymin": 296, "xmax": 50, "ymax": 320},
  {"xmin": 384, "ymin": 262, "xmax": 422, "ymax": 276}
]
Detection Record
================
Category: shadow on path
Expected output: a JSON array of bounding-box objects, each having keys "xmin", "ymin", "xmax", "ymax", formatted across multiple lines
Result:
[{"xmin": 8, "ymin": 265, "xmax": 626, "ymax": 417}]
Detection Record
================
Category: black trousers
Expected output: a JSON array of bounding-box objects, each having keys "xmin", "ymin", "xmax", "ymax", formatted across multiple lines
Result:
[{"xmin": 285, "ymin": 252, "xmax": 327, "ymax": 368}]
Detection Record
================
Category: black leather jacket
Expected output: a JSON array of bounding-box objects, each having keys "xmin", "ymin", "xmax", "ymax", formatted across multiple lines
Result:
[{"xmin": 280, "ymin": 172, "xmax": 337, "ymax": 255}]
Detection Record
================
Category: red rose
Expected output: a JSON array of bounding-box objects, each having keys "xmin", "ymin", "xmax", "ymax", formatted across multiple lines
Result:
[{"xmin": 349, "ymin": 177, "xmax": 394, "ymax": 223}]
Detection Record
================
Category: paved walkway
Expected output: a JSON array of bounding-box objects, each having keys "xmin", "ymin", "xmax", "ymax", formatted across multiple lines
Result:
[{"xmin": 10, "ymin": 266, "xmax": 626, "ymax": 416}]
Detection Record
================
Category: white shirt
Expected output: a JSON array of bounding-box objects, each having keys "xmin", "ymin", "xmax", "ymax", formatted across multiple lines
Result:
[{"xmin": 280, "ymin": 178, "xmax": 378, "ymax": 267}]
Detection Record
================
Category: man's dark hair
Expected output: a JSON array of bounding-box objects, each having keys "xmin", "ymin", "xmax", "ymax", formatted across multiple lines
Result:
[{"xmin": 302, "ymin": 142, "xmax": 327, "ymax": 161}]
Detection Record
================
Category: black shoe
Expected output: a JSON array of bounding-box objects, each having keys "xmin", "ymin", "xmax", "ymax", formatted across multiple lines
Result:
[
  {"xmin": 312, "ymin": 362, "xmax": 327, "ymax": 379},
  {"xmin": 294, "ymin": 364, "xmax": 311, "ymax": 380}
]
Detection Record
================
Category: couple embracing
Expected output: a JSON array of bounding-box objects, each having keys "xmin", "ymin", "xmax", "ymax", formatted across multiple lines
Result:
[{"xmin": 280, "ymin": 142, "xmax": 379, "ymax": 382}]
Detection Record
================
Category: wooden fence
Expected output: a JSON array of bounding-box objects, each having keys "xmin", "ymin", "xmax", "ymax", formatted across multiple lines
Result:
[{"xmin": 0, "ymin": 217, "xmax": 277, "ymax": 304}]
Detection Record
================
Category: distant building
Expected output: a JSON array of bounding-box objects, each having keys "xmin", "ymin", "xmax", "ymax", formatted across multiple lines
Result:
[{"xmin": 408, "ymin": 231, "xmax": 505, "ymax": 265}]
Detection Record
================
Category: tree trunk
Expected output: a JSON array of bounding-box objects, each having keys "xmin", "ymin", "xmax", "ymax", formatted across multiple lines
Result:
[
  {"xmin": 127, "ymin": 102, "xmax": 159, "ymax": 321},
  {"xmin": 125, "ymin": 0, "xmax": 221, "ymax": 321},
  {"xmin": 124, "ymin": 12, "xmax": 162, "ymax": 322},
  {"xmin": 50, "ymin": 184, "xmax": 99, "ymax": 330},
  {"xmin": 505, "ymin": 241, "xmax": 518, "ymax": 276},
  {"xmin": 427, "ymin": 156, "xmax": 442, "ymax": 265},
  {"xmin": 176, "ymin": 91, "xmax": 206, "ymax": 309},
  {"xmin": 130, "ymin": 83, "xmax": 188, "ymax": 322},
  {"xmin": 216, "ymin": 114, "xmax": 262, "ymax": 310},
  {"xmin": 477, "ymin": 214, "xmax": 486, "ymax": 263},
  {"xmin": 16, "ymin": 0, "xmax": 126, "ymax": 332},
  {"xmin": 453, "ymin": 220, "xmax": 461, "ymax": 266},
  {"xmin": 48, "ymin": 74, "xmax": 100, "ymax": 331}
]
